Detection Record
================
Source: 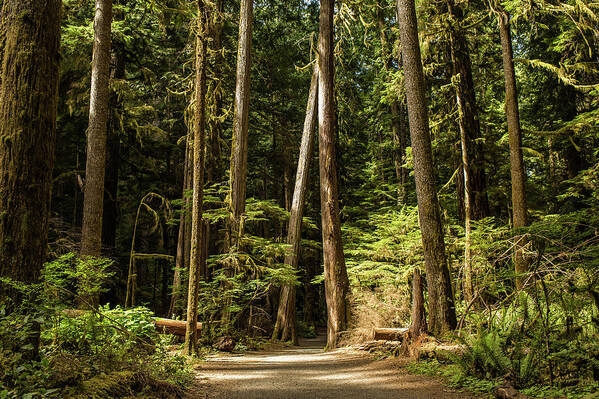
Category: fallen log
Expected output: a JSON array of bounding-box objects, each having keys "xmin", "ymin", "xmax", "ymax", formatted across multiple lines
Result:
[
  {"xmin": 154, "ymin": 318, "xmax": 202, "ymax": 337},
  {"xmin": 416, "ymin": 340, "xmax": 465, "ymax": 361},
  {"xmin": 372, "ymin": 327, "xmax": 408, "ymax": 341},
  {"xmin": 61, "ymin": 309, "xmax": 201, "ymax": 337},
  {"xmin": 354, "ymin": 340, "xmax": 402, "ymax": 354}
]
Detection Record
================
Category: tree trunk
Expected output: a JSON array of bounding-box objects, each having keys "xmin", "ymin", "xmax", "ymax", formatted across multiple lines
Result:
[
  {"xmin": 227, "ymin": 0, "xmax": 253, "ymax": 251},
  {"xmin": 169, "ymin": 134, "xmax": 192, "ymax": 317},
  {"xmin": 102, "ymin": 40, "xmax": 125, "ymax": 254},
  {"xmin": 377, "ymin": 1, "xmax": 407, "ymax": 204},
  {"xmin": 81, "ymin": 0, "xmax": 112, "ymax": 257},
  {"xmin": 447, "ymin": 0, "xmax": 489, "ymax": 221},
  {"xmin": 447, "ymin": 0, "xmax": 478, "ymax": 302},
  {"xmin": 410, "ymin": 269, "xmax": 427, "ymax": 335},
  {"xmin": 272, "ymin": 64, "xmax": 319, "ymax": 344},
  {"xmin": 319, "ymin": 0, "xmax": 351, "ymax": 350},
  {"xmin": 497, "ymin": 10, "xmax": 528, "ymax": 289},
  {"xmin": 183, "ymin": 135, "xmax": 193, "ymax": 279},
  {"xmin": 0, "ymin": 0, "xmax": 61, "ymax": 303},
  {"xmin": 397, "ymin": 0, "xmax": 457, "ymax": 336},
  {"xmin": 392, "ymin": 101, "xmax": 408, "ymax": 204},
  {"xmin": 206, "ymin": 0, "xmax": 225, "ymax": 185},
  {"xmin": 184, "ymin": 0, "xmax": 209, "ymax": 356},
  {"xmin": 222, "ymin": 0, "xmax": 253, "ymax": 326}
]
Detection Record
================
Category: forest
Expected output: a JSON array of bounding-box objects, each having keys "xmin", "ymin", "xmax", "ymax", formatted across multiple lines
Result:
[{"xmin": 0, "ymin": 0, "xmax": 598, "ymax": 397}]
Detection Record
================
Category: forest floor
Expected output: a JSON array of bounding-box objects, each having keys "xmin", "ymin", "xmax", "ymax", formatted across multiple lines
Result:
[{"xmin": 186, "ymin": 334, "xmax": 481, "ymax": 399}]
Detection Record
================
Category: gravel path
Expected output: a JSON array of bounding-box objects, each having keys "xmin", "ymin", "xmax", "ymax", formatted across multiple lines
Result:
[{"xmin": 189, "ymin": 336, "xmax": 480, "ymax": 399}]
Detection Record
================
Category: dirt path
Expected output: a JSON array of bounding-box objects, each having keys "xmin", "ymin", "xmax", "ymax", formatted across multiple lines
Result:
[{"xmin": 188, "ymin": 335, "xmax": 479, "ymax": 399}]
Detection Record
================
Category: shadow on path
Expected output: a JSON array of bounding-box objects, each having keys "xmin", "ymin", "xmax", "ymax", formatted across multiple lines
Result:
[{"xmin": 191, "ymin": 335, "xmax": 479, "ymax": 399}]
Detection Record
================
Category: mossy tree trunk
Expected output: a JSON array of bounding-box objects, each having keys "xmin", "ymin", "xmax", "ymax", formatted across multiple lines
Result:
[
  {"xmin": 319, "ymin": 0, "xmax": 351, "ymax": 350},
  {"xmin": 81, "ymin": 0, "xmax": 112, "ymax": 258},
  {"xmin": 0, "ymin": 0, "xmax": 61, "ymax": 304},
  {"xmin": 397, "ymin": 0, "xmax": 457, "ymax": 337},
  {"xmin": 184, "ymin": 0, "xmax": 209, "ymax": 356},
  {"xmin": 272, "ymin": 64, "xmax": 319, "ymax": 344}
]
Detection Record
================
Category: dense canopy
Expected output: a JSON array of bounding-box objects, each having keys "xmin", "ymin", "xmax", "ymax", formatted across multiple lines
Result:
[{"xmin": 1, "ymin": 0, "xmax": 599, "ymax": 397}]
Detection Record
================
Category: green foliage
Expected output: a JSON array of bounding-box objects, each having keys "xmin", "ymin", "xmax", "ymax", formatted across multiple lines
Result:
[
  {"xmin": 453, "ymin": 332, "xmax": 538, "ymax": 385},
  {"xmin": 0, "ymin": 255, "xmax": 191, "ymax": 399},
  {"xmin": 40, "ymin": 0, "xmax": 599, "ymax": 397},
  {"xmin": 42, "ymin": 253, "xmax": 114, "ymax": 308}
]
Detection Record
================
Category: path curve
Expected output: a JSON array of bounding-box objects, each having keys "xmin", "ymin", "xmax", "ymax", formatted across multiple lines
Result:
[{"xmin": 190, "ymin": 336, "xmax": 479, "ymax": 399}]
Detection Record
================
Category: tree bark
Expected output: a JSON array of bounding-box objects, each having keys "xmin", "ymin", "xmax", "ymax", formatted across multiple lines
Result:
[
  {"xmin": 497, "ymin": 10, "xmax": 528, "ymax": 289},
  {"xmin": 0, "ymin": 0, "xmax": 61, "ymax": 303},
  {"xmin": 102, "ymin": 39, "xmax": 125, "ymax": 254},
  {"xmin": 319, "ymin": 0, "xmax": 351, "ymax": 350},
  {"xmin": 169, "ymin": 134, "xmax": 192, "ymax": 317},
  {"xmin": 226, "ymin": 0, "xmax": 253, "ymax": 251},
  {"xmin": 222, "ymin": 0, "xmax": 253, "ymax": 326},
  {"xmin": 184, "ymin": 0, "xmax": 209, "ymax": 356},
  {"xmin": 397, "ymin": 0, "xmax": 457, "ymax": 336},
  {"xmin": 372, "ymin": 328, "xmax": 408, "ymax": 340},
  {"xmin": 81, "ymin": 0, "xmax": 113, "ymax": 257},
  {"xmin": 206, "ymin": 0, "xmax": 225, "ymax": 184},
  {"xmin": 410, "ymin": 269, "xmax": 427, "ymax": 335},
  {"xmin": 447, "ymin": 0, "xmax": 489, "ymax": 221},
  {"xmin": 156, "ymin": 318, "xmax": 202, "ymax": 337},
  {"xmin": 377, "ymin": 1, "xmax": 407, "ymax": 204},
  {"xmin": 272, "ymin": 64, "xmax": 319, "ymax": 344},
  {"xmin": 447, "ymin": 0, "xmax": 478, "ymax": 302}
]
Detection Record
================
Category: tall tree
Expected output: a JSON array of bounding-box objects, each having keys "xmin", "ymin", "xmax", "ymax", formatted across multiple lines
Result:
[
  {"xmin": 377, "ymin": 0, "xmax": 408, "ymax": 203},
  {"xmin": 446, "ymin": 0, "xmax": 487, "ymax": 301},
  {"xmin": 0, "ymin": 0, "xmax": 61, "ymax": 301},
  {"xmin": 447, "ymin": 0, "xmax": 489, "ymax": 222},
  {"xmin": 184, "ymin": 0, "xmax": 209, "ymax": 356},
  {"xmin": 102, "ymin": 4, "xmax": 125, "ymax": 254},
  {"xmin": 222, "ymin": 0, "xmax": 253, "ymax": 324},
  {"xmin": 272, "ymin": 64, "xmax": 319, "ymax": 344},
  {"xmin": 169, "ymin": 135, "xmax": 192, "ymax": 317},
  {"xmin": 226, "ymin": 0, "xmax": 253, "ymax": 252},
  {"xmin": 496, "ymin": 8, "xmax": 528, "ymax": 289},
  {"xmin": 397, "ymin": 0, "xmax": 457, "ymax": 336},
  {"xmin": 81, "ymin": 0, "xmax": 113, "ymax": 257},
  {"xmin": 319, "ymin": 0, "xmax": 351, "ymax": 349}
]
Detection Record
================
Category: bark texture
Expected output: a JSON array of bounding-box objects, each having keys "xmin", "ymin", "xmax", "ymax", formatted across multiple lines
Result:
[
  {"xmin": 102, "ymin": 12, "xmax": 125, "ymax": 254},
  {"xmin": 169, "ymin": 134, "xmax": 192, "ymax": 317},
  {"xmin": 447, "ymin": 0, "xmax": 489, "ymax": 221},
  {"xmin": 272, "ymin": 64, "xmax": 319, "ymax": 344},
  {"xmin": 397, "ymin": 0, "xmax": 457, "ymax": 336},
  {"xmin": 0, "ymin": 0, "xmax": 61, "ymax": 301},
  {"xmin": 498, "ymin": 10, "xmax": 528, "ymax": 289},
  {"xmin": 81, "ymin": 0, "xmax": 113, "ymax": 257},
  {"xmin": 222, "ymin": 0, "xmax": 253, "ymax": 327},
  {"xmin": 184, "ymin": 0, "xmax": 209, "ymax": 356},
  {"xmin": 377, "ymin": 1, "xmax": 408, "ymax": 203},
  {"xmin": 410, "ymin": 269, "xmax": 427, "ymax": 336},
  {"xmin": 319, "ymin": 0, "xmax": 351, "ymax": 350},
  {"xmin": 226, "ymin": 0, "xmax": 253, "ymax": 254}
]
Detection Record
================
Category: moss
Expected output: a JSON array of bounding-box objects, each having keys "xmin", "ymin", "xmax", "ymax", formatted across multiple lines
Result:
[
  {"xmin": 64, "ymin": 371, "xmax": 139, "ymax": 398},
  {"xmin": 63, "ymin": 370, "xmax": 184, "ymax": 399}
]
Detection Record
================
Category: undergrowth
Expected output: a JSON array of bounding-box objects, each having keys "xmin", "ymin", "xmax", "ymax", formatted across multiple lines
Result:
[{"xmin": 0, "ymin": 253, "xmax": 193, "ymax": 399}]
